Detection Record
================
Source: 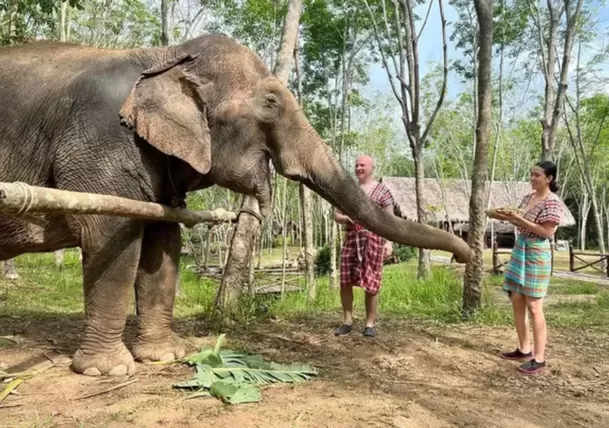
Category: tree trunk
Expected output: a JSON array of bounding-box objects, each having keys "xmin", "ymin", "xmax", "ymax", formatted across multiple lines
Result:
[
  {"xmin": 60, "ymin": 1, "xmax": 69, "ymax": 43},
  {"xmin": 545, "ymin": 0, "xmax": 584, "ymax": 161},
  {"xmin": 2, "ymin": 258, "xmax": 19, "ymax": 280},
  {"xmin": 414, "ymin": 149, "xmax": 430, "ymax": 278},
  {"xmin": 281, "ymin": 178, "xmax": 288, "ymax": 297},
  {"xmin": 218, "ymin": 0, "xmax": 303, "ymax": 313},
  {"xmin": 329, "ymin": 220, "xmax": 338, "ymax": 289},
  {"xmin": 293, "ymin": 38, "xmax": 316, "ymax": 300},
  {"xmin": 463, "ymin": 0, "xmax": 493, "ymax": 316},
  {"xmin": 161, "ymin": 0, "xmax": 169, "ymax": 46},
  {"xmin": 54, "ymin": 249, "xmax": 65, "ymax": 267},
  {"xmin": 579, "ymin": 188, "xmax": 590, "ymax": 251}
]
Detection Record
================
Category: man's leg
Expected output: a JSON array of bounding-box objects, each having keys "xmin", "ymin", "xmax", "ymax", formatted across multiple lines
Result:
[
  {"xmin": 364, "ymin": 291, "xmax": 378, "ymax": 329},
  {"xmin": 335, "ymin": 285, "xmax": 354, "ymax": 335}
]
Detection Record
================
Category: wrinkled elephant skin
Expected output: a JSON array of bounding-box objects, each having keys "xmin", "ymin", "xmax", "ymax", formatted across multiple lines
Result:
[{"xmin": 0, "ymin": 35, "xmax": 473, "ymax": 376}]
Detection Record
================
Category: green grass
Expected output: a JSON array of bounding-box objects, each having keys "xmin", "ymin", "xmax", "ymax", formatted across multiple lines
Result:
[
  {"xmin": 3, "ymin": 252, "xmax": 609, "ymax": 333},
  {"xmin": 550, "ymin": 280, "xmax": 601, "ymax": 295}
]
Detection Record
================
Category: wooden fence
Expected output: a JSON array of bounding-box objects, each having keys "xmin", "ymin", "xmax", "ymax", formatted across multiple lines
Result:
[
  {"xmin": 492, "ymin": 240, "xmax": 609, "ymax": 277},
  {"xmin": 568, "ymin": 242, "xmax": 609, "ymax": 276},
  {"xmin": 492, "ymin": 240, "xmax": 556, "ymax": 276}
]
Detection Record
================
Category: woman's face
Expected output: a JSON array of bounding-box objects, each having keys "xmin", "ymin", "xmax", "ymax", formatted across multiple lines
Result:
[{"xmin": 530, "ymin": 166, "xmax": 551, "ymax": 191}]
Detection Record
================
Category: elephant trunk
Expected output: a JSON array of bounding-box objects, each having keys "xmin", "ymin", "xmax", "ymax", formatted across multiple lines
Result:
[{"xmin": 289, "ymin": 125, "xmax": 473, "ymax": 263}]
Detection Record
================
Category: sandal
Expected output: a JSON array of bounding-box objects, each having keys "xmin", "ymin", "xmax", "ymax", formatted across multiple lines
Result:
[{"xmin": 363, "ymin": 326, "xmax": 376, "ymax": 337}]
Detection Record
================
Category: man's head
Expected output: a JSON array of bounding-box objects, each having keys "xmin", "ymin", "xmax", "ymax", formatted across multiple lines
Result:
[{"xmin": 354, "ymin": 155, "xmax": 374, "ymax": 183}]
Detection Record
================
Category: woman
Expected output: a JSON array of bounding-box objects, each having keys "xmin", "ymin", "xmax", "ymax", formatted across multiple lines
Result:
[{"xmin": 495, "ymin": 161, "xmax": 564, "ymax": 374}]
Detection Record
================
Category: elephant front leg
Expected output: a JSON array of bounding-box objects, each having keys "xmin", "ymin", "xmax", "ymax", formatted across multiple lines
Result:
[
  {"xmin": 71, "ymin": 221, "xmax": 143, "ymax": 376},
  {"xmin": 131, "ymin": 222, "xmax": 185, "ymax": 363}
]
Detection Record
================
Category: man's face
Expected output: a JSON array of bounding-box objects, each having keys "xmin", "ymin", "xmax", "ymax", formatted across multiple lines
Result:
[{"xmin": 355, "ymin": 156, "xmax": 373, "ymax": 181}]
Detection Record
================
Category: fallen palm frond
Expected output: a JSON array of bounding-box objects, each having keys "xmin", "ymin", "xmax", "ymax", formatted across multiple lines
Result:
[
  {"xmin": 0, "ymin": 358, "xmax": 56, "ymax": 403},
  {"xmin": 0, "ymin": 337, "xmax": 17, "ymax": 348},
  {"xmin": 0, "ymin": 379, "xmax": 23, "ymax": 402},
  {"xmin": 173, "ymin": 334, "xmax": 317, "ymax": 404}
]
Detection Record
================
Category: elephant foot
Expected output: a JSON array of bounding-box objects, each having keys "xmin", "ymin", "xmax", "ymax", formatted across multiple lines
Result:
[
  {"xmin": 71, "ymin": 344, "xmax": 136, "ymax": 376},
  {"xmin": 132, "ymin": 334, "xmax": 186, "ymax": 363}
]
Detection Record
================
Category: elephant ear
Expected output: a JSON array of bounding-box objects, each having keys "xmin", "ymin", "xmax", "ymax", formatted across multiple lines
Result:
[{"xmin": 119, "ymin": 54, "xmax": 212, "ymax": 175}]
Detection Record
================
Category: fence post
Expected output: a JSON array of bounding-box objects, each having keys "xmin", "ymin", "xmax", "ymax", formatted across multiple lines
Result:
[
  {"xmin": 569, "ymin": 241, "xmax": 574, "ymax": 272},
  {"xmin": 492, "ymin": 239, "xmax": 498, "ymax": 275}
]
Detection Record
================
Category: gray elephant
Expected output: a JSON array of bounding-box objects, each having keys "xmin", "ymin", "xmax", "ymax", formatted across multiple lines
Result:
[{"xmin": 0, "ymin": 34, "xmax": 472, "ymax": 376}]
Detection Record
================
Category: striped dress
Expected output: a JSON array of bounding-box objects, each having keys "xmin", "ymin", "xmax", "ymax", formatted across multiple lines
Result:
[
  {"xmin": 340, "ymin": 182, "xmax": 394, "ymax": 295},
  {"xmin": 503, "ymin": 192, "xmax": 563, "ymax": 298}
]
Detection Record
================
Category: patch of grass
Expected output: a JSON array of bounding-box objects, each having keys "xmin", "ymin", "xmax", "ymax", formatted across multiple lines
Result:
[
  {"xmin": 550, "ymin": 280, "xmax": 600, "ymax": 295},
  {"xmin": 4, "ymin": 252, "xmax": 609, "ymax": 333},
  {"xmin": 0, "ymin": 251, "xmax": 83, "ymax": 316}
]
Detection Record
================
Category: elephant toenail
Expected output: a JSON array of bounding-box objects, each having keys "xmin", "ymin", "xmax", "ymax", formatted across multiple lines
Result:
[
  {"xmin": 108, "ymin": 365, "xmax": 129, "ymax": 376},
  {"xmin": 83, "ymin": 367, "xmax": 102, "ymax": 376},
  {"xmin": 160, "ymin": 353, "xmax": 175, "ymax": 362}
]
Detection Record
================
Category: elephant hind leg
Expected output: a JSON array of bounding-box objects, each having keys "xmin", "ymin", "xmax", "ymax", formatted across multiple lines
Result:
[
  {"xmin": 132, "ymin": 222, "xmax": 185, "ymax": 363},
  {"xmin": 70, "ymin": 218, "xmax": 143, "ymax": 376}
]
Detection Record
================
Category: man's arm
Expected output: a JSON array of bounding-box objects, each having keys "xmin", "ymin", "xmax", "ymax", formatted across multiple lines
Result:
[
  {"xmin": 382, "ymin": 203, "xmax": 394, "ymax": 258},
  {"xmin": 334, "ymin": 209, "xmax": 353, "ymax": 225}
]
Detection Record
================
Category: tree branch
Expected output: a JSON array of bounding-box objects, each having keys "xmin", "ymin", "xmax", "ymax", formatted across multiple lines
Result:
[{"xmin": 420, "ymin": 0, "xmax": 448, "ymax": 146}]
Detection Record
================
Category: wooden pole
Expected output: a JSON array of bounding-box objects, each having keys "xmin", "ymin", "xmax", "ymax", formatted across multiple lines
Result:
[
  {"xmin": 0, "ymin": 182, "xmax": 237, "ymax": 227},
  {"xmin": 492, "ymin": 239, "xmax": 498, "ymax": 275},
  {"xmin": 569, "ymin": 241, "xmax": 574, "ymax": 272}
]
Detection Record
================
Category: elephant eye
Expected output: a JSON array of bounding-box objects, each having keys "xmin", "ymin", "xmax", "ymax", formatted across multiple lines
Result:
[{"xmin": 264, "ymin": 93, "xmax": 279, "ymax": 108}]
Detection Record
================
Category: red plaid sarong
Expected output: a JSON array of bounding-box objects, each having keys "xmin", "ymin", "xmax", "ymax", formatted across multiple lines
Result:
[{"xmin": 340, "ymin": 182, "xmax": 394, "ymax": 295}]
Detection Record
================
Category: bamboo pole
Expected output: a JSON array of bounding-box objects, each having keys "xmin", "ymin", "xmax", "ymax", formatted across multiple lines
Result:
[{"xmin": 0, "ymin": 182, "xmax": 237, "ymax": 227}]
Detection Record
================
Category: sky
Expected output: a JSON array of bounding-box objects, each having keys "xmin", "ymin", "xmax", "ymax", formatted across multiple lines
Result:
[
  {"xmin": 363, "ymin": 1, "xmax": 469, "ymax": 100},
  {"xmin": 362, "ymin": 1, "xmax": 609, "ymax": 111}
]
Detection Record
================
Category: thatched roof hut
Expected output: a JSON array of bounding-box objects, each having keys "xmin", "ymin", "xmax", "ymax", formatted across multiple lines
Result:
[{"xmin": 380, "ymin": 177, "xmax": 575, "ymax": 227}]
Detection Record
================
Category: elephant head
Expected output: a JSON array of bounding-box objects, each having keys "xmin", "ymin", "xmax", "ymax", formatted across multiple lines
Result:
[{"xmin": 119, "ymin": 34, "xmax": 473, "ymax": 263}]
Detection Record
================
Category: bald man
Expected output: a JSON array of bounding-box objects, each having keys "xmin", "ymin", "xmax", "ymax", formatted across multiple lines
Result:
[{"xmin": 334, "ymin": 155, "xmax": 395, "ymax": 337}]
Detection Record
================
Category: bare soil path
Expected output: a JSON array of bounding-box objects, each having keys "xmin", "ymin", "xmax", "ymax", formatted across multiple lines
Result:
[{"xmin": 2, "ymin": 314, "xmax": 609, "ymax": 428}]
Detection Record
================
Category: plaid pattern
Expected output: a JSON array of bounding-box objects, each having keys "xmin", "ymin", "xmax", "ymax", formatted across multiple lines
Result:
[
  {"xmin": 340, "ymin": 182, "xmax": 394, "ymax": 295},
  {"xmin": 517, "ymin": 193, "xmax": 563, "ymax": 238},
  {"xmin": 503, "ymin": 235, "xmax": 551, "ymax": 298}
]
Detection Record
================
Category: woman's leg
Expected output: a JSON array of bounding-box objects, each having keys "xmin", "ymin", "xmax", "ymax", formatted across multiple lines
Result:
[
  {"xmin": 526, "ymin": 297, "xmax": 546, "ymax": 362},
  {"xmin": 516, "ymin": 296, "xmax": 547, "ymax": 373},
  {"xmin": 511, "ymin": 291, "xmax": 531, "ymax": 353},
  {"xmin": 502, "ymin": 290, "xmax": 532, "ymax": 359}
]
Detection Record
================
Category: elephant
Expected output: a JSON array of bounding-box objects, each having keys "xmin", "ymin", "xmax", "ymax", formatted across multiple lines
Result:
[{"xmin": 0, "ymin": 34, "xmax": 473, "ymax": 376}]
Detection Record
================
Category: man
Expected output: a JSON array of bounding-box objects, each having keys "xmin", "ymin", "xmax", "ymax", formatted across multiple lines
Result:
[{"xmin": 334, "ymin": 155, "xmax": 395, "ymax": 337}]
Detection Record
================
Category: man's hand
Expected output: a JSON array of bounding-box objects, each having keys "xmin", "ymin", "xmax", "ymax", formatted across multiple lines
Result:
[{"xmin": 383, "ymin": 242, "xmax": 393, "ymax": 260}]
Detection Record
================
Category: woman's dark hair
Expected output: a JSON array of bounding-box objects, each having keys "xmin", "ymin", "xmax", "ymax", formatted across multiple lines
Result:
[{"xmin": 536, "ymin": 161, "xmax": 559, "ymax": 193}]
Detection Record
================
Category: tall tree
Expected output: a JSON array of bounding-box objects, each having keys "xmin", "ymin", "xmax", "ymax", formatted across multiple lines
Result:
[
  {"xmin": 530, "ymin": 0, "xmax": 584, "ymax": 161},
  {"xmin": 364, "ymin": 0, "xmax": 449, "ymax": 278},
  {"xmin": 218, "ymin": 0, "xmax": 303, "ymax": 313},
  {"xmin": 293, "ymin": 33, "xmax": 316, "ymax": 301},
  {"xmin": 463, "ymin": 0, "xmax": 493, "ymax": 315}
]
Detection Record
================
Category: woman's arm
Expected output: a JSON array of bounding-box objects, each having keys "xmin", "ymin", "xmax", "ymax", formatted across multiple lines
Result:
[{"xmin": 509, "ymin": 215, "xmax": 558, "ymax": 238}]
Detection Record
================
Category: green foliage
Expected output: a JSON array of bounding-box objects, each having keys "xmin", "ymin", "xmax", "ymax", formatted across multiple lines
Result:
[
  {"xmin": 314, "ymin": 243, "xmax": 341, "ymax": 276},
  {"xmin": 0, "ymin": 0, "xmax": 81, "ymax": 44},
  {"xmin": 392, "ymin": 244, "xmax": 416, "ymax": 263},
  {"xmin": 174, "ymin": 334, "xmax": 317, "ymax": 403}
]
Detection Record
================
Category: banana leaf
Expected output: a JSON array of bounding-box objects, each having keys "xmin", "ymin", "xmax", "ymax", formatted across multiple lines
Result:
[
  {"xmin": 173, "ymin": 334, "xmax": 317, "ymax": 404},
  {"xmin": 209, "ymin": 381, "xmax": 261, "ymax": 405}
]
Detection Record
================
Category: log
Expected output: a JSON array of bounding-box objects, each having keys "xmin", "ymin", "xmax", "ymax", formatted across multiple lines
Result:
[{"xmin": 0, "ymin": 182, "xmax": 237, "ymax": 228}]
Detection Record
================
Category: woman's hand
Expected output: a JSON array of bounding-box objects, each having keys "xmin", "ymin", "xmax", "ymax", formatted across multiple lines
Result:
[{"xmin": 503, "ymin": 212, "xmax": 524, "ymax": 226}]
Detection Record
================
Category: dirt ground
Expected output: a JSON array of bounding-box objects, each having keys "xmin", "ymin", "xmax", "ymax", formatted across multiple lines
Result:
[{"xmin": 2, "ymin": 314, "xmax": 609, "ymax": 428}]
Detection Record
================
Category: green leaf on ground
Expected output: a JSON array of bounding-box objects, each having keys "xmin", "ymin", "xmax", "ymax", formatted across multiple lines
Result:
[{"xmin": 173, "ymin": 334, "xmax": 317, "ymax": 404}]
